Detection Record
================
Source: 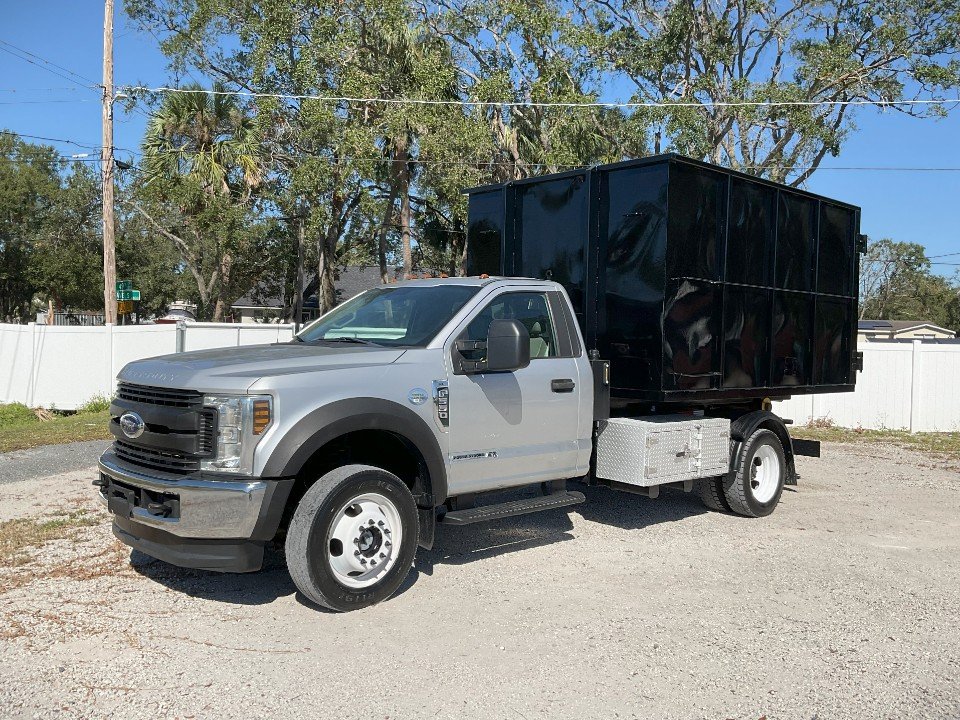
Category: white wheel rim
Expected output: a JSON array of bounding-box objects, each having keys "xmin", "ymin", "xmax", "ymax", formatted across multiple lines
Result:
[
  {"xmin": 749, "ymin": 445, "xmax": 781, "ymax": 503},
  {"xmin": 326, "ymin": 492, "xmax": 403, "ymax": 590}
]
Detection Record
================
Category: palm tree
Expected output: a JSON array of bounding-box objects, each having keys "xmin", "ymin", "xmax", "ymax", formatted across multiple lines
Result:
[
  {"xmin": 138, "ymin": 83, "xmax": 263, "ymax": 320},
  {"xmin": 142, "ymin": 82, "xmax": 261, "ymax": 199}
]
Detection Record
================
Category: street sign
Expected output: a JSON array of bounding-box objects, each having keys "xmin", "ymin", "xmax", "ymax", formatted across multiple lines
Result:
[
  {"xmin": 116, "ymin": 280, "xmax": 132, "ymax": 292},
  {"xmin": 117, "ymin": 300, "xmax": 134, "ymax": 314},
  {"xmin": 130, "ymin": 290, "xmax": 140, "ymax": 301},
  {"xmin": 116, "ymin": 290, "xmax": 140, "ymax": 301}
]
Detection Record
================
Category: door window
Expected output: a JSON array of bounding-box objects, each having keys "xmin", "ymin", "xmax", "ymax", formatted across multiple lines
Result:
[{"xmin": 462, "ymin": 292, "xmax": 557, "ymax": 360}]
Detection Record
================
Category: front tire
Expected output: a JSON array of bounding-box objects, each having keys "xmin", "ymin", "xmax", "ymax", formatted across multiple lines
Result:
[
  {"xmin": 285, "ymin": 464, "xmax": 419, "ymax": 612},
  {"xmin": 722, "ymin": 429, "xmax": 786, "ymax": 518}
]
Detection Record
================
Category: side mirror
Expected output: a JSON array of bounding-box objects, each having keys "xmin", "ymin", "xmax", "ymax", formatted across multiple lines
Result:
[{"xmin": 485, "ymin": 319, "xmax": 530, "ymax": 373}]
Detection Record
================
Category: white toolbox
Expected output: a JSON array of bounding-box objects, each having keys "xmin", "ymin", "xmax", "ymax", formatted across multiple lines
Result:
[{"xmin": 594, "ymin": 416, "xmax": 731, "ymax": 487}]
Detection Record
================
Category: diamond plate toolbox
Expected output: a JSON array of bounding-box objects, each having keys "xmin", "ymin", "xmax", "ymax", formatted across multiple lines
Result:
[{"xmin": 594, "ymin": 416, "xmax": 731, "ymax": 487}]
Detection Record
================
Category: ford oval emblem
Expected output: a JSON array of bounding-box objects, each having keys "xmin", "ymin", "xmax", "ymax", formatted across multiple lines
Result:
[
  {"xmin": 119, "ymin": 411, "xmax": 145, "ymax": 439},
  {"xmin": 407, "ymin": 388, "xmax": 429, "ymax": 406}
]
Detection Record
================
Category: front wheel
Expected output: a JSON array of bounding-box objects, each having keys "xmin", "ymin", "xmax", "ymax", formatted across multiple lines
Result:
[
  {"xmin": 285, "ymin": 464, "xmax": 419, "ymax": 612},
  {"xmin": 722, "ymin": 429, "xmax": 786, "ymax": 518}
]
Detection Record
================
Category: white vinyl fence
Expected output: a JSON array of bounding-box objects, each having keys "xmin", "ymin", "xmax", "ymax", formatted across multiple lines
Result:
[
  {"xmin": 0, "ymin": 322, "xmax": 294, "ymax": 411},
  {"xmin": 1, "ymin": 323, "xmax": 958, "ymax": 430},
  {"xmin": 773, "ymin": 340, "xmax": 960, "ymax": 432}
]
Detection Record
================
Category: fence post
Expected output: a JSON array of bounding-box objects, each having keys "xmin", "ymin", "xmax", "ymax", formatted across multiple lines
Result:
[
  {"xmin": 909, "ymin": 340, "xmax": 922, "ymax": 433},
  {"xmin": 26, "ymin": 322, "xmax": 37, "ymax": 408},
  {"xmin": 105, "ymin": 323, "xmax": 115, "ymax": 398}
]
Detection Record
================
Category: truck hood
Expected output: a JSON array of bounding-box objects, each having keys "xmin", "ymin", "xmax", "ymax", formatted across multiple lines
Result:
[{"xmin": 117, "ymin": 343, "xmax": 406, "ymax": 393}]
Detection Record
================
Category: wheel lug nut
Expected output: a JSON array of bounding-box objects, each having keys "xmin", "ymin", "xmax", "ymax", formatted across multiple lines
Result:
[
  {"xmin": 385, "ymin": 540, "xmax": 391, "ymax": 547},
  {"xmin": 379, "ymin": 552, "xmax": 386, "ymax": 559},
  {"xmin": 368, "ymin": 519, "xmax": 375, "ymax": 525},
  {"xmin": 360, "ymin": 558, "xmax": 367, "ymax": 565},
  {"xmin": 354, "ymin": 550, "xmax": 361, "ymax": 557},
  {"xmin": 378, "ymin": 520, "xmax": 384, "ymax": 527},
  {"xmin": 370, "ymin": 559, "xmax": 377, "ymax": 566},
  {"xmin": 384, "ymin": 529, "xmax": 391, "ymax": 535}
]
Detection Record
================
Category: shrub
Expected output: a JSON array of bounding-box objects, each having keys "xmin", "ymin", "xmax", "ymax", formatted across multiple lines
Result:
[
  {"xmin": 0, "ymin": 403, "xmax": 38, "ymax": 427},
  {"xmin": 77, "ymin": 394, "xmax": 111, "ymax": 414}
]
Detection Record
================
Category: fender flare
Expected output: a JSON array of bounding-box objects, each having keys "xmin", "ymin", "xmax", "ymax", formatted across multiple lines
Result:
[
  {"xmin": 729, "ymin": 410, "xmax": 797, "ymax": 485},
  {"xmin": 260, "ymin": 397, "xmax": 448, "ymax": 504}
]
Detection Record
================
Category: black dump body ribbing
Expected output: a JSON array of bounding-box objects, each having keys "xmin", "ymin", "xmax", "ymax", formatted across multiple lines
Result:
[{"xmin": 465, "ymin": 153, "xmax": 861, "ymax": 405}]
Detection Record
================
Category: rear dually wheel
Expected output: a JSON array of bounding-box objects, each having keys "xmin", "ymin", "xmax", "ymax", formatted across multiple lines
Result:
[{"xmin": 723, "ymin": 429, "xmax": 786, "ymax": 518}]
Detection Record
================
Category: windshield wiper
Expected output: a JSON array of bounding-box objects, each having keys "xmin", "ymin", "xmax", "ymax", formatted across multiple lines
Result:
[{"xmin": 317, "ymin": 337, "xmax": 382, "ymax": 347}]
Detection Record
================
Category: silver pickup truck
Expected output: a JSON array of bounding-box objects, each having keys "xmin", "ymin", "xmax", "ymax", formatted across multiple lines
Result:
[{"xmin": 98, "ymin": 277, "xmax": 800, "ymax": 611}]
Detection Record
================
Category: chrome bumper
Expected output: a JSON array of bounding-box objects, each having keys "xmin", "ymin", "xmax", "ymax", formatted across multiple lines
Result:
[{"xmin": 97, "ymin": 452, "xmax": 268, "ymax": 539}]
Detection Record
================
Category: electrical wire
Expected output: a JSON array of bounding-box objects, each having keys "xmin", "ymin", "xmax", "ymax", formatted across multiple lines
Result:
[
  {"xmin": 119, "ymin": 84, "xmax": 960, "ymax": 110},
  {"xmin": 0, "ymin": 39, "xmax": 100, "ymax": 87},
  {"xmin": 0, "ymin": 43, "xmax": 98, "ymax": 91},
  {"xmin": 0, "ymin": 99, "xmax": 95, "ymax": 105}
]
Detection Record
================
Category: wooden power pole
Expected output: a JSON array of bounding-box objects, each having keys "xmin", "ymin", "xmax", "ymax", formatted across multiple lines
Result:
[{"xmin": 101, "ymin": 0, "xmax": 117, "ymax": 325}]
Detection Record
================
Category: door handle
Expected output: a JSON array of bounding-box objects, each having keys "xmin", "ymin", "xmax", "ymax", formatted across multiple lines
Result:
[{"xmin": 551, "ymin": 378, "xmax": 576, "ymax": 393}]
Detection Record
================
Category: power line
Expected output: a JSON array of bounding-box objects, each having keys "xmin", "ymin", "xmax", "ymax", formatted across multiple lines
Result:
[
  {"xmin": 0, "ymin": 41, "xmax": 98, "ymax": 90},
  {"xmin": 0, "ymin": 99, "xmax": 95, "ymax": 105},
  {"xmin": 0, "ymin": 130, "xmax": 139, "ymax": 156},
  {"xmin": 120, "ymin": 84, "xmax": 960, "ymax": 110},
  {"xmin": 0, "ymin": 87, "xmax": 91, "ymax": 92},
  {"xmin": 0, "ymin": 129, "xmax": 103, "ymax": 150},
  {"xmin": 4, "ymin": 132, "xmax": 959, "ymax": 173}
]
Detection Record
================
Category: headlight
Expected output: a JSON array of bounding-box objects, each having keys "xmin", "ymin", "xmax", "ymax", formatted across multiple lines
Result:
[{"xmin": 201, "ymin": 395, "xmax": 272, "ymax": 475}]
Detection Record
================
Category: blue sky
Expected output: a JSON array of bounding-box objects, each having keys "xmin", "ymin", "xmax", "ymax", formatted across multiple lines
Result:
[{"xmin": 2, "ymin": 2, "xmax": 958, "ymax": 275}]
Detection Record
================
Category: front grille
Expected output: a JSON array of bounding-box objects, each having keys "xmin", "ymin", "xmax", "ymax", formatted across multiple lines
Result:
[
  {"xmin": 116, "ymin": 383, "xmax": 202, "ymax": 408},
  {"xmin": 197, "ymin": 409, "xmax": 217, "ymax": 456},
  {"xmin": 114, "ymin": 440, "xmax": 200, "ymax": 475}
]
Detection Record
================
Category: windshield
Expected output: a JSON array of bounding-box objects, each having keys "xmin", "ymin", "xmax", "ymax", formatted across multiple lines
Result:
[{"xmin": 296, "ymin": 284, "xmax": 480, "ymax": 347}]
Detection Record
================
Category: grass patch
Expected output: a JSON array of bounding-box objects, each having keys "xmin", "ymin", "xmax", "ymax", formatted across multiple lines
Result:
[
  {"xmin": 0, "ymin": 410, "xmax": 111, "ymax": 453},
  {"xmin": 0, "ymin": 403, "xmax": 36, "ymax": 426},
  {"xmin": 792, "ymin": 425, "xmax": 960, "ymax": 459},
  {"xmin": 76, "ymin": 394, "xmax": 111, "ymax": 414},
  {"xmin": 0, "ymin": 511, "xmax": 100, "ymax": 566}
]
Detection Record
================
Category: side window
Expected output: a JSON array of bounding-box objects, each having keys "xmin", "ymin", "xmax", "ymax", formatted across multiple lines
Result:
[{"xmin": 462, "ymin": 292, "xmax": 557, "ymax": 359}]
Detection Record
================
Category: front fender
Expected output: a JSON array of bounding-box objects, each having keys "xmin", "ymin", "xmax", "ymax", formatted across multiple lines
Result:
[{"xmin": 259, "ymin": 397, "xmax": 448, "ymax": 504}]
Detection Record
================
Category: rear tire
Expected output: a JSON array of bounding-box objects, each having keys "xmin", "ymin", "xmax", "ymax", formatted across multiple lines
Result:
[
  {"xmin": 285, "ymin": 464, "xmax": 418, "ymax": 612},
  {"xmin": 697, "ymin": 477, "xmax": 730, "ymax": 512},
  {"xmin": 723, "ymin": 429, "xmax": 786, "ymax": 518}
]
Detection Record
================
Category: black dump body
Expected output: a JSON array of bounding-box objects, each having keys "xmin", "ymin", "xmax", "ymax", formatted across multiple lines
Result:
[{"xmin": 465, "ymin": 153, "xmax": 862, "ymax": 406}]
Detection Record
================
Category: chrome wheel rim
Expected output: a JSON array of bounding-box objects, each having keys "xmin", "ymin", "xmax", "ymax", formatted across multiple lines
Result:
[
  {"xmin": 326, "ymin": 493, "xmax": 403, "ymax": 589},
  {"xmin": 750, "ymin": 445, "xmax": 781, "ymax": 503}
]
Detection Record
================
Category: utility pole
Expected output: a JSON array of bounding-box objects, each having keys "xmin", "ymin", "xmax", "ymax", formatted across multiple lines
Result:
[{"xmin": 101, "ymin": 0, "xmax": 117, "ymax": 325}]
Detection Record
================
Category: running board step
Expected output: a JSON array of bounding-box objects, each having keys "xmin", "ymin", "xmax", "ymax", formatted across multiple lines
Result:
[{"xmin": 440, "ymin": 491, "xmax": 585, "ymax": 526}]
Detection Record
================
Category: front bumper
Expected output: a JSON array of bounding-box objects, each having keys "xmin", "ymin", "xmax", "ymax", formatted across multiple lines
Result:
[{"xmin": 97, "ymin": 451, "xmax": 292, "ymax": 572}]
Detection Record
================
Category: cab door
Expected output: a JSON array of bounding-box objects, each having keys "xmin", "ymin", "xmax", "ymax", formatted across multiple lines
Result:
[{"xmin": 444, "ymin": 290, "xmax": 585, "ymax": 495}]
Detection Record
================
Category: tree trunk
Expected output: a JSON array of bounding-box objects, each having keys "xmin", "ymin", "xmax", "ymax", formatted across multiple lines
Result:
[
  {"xmin": 318, "ymin": 231, "xmax": 337, "ymax": 313},
  {"xmin": 318, "ymin": 195, "xmax": 339, "ymax": 314},
  {"xmin": 398, "ymin": 144, "xmax": 413, "ymax": 279},
  {"xmin": 377, "ymin": 180, "xmax": 398, "ymax": 284},
  {"xmin": 212, "ymin": 252, "xmax": 233, "ymax": 321}
]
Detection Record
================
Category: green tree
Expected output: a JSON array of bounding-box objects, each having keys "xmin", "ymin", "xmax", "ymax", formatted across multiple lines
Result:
[
  {"xmin": 860, "ymin": 238, "xmax": 960, "ymax": 330},
  {"xmin": 29, "ymin": 163, "xmax": 104, "ymax": 312},
  {"xmin": 0, "ymin": 132, "xmax": 61, "ymax": 321},
  {"xmin": 571, "ymin": 0, "xmax": 960, "ymax": 184},
  {"xmin": 133, "ymin": 83, "xmax": 268, "ymax": 320}
]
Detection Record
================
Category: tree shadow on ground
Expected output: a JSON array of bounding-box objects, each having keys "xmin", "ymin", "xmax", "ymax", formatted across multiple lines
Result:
[{"xmin": 130, "ymin": 481, "xmax": 713, "ymax": 608}]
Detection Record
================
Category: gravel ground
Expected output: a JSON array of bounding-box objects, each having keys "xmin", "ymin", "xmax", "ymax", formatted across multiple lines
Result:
[
  {"xmin": 0, "ymin": 440, "xmax": 109, "ymax": 485},
  {"xmin": 1, "ymin": 442, "xmax": 958, "ymax": 720}
]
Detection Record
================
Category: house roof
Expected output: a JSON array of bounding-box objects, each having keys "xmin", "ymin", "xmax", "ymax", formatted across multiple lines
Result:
[{"xmin": 858, "ymin": 319, "xmax": 955, "ymax": 336}]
